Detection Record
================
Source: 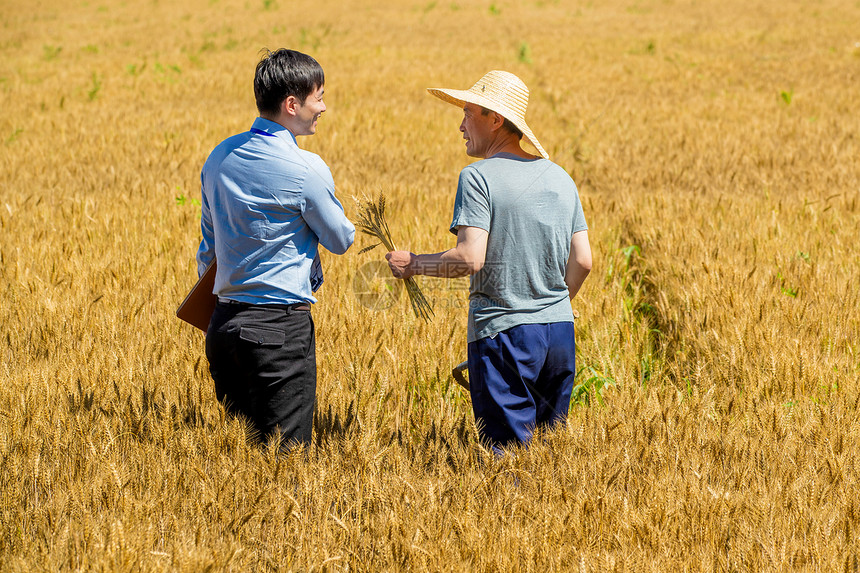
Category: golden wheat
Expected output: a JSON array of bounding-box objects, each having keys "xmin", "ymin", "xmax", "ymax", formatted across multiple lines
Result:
[
  {"xmin": 1, "ymin": 0, "xmax": 859, "ymax": 570},
  {"xmin": 355, "ymin": 193, "xmax": 434, "ymax": 321}
]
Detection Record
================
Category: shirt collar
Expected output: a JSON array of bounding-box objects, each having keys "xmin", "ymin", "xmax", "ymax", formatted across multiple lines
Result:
[{"xmin": 251, "ymin": 117, "xmax": 298, "ymax": 146}]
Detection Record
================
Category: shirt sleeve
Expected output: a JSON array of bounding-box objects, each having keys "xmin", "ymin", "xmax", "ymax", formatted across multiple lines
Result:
[
  {"xmin": 449, "ymin": 166, "xmax": 491, "ymax": 235},
  {"xmin": 196, "ymin": 171, "xmax": 216, "ymax": 277},
  {"xmin": 300, "ymin": 155, "xmax": 355, "ymax": 255},
  {"xmin": 570, "ymin": 184, "xmax": 588, "ymax": 234}
]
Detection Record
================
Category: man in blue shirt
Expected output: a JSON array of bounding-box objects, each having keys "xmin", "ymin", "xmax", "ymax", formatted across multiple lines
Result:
[
  {"xmin": 386, "ymin": 71, "xmax": 591, "ymax": 453},
  {"xmin": 197, "ymin": 49, "xmax": 355, "ymax": 449}
]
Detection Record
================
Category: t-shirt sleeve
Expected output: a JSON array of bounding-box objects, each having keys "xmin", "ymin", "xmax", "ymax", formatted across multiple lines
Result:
[
  {"xmin": 571, "ymin": 186, "xmax": 588, "ymax": 234},
  {"xmin": 449, "ymin": 166, "xmax": 491, "ymax": 235}
]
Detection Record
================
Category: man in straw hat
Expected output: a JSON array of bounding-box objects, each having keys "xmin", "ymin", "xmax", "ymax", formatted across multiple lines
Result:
[{"xmin": 386, "ymin": 70, "xmax": 592, "ymax": 452}]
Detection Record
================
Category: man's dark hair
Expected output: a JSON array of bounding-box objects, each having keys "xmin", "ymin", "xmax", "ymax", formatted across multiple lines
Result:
[
  {"xmin": 480, "ymin": 106, "xmax": 523, "ymax": 140},
  {"xmin": 254, "ymin": 49, "xmax": 325, "ymax": 116}
]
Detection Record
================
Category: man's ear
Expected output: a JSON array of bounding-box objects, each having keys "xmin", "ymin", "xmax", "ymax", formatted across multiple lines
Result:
[
  {"xmin": 490, "ymin": 111, "xmax": 505, "ymax": 131},
  {"xmin": 281, "ymin": 95, "xmax": 300, "ymax": 117}
]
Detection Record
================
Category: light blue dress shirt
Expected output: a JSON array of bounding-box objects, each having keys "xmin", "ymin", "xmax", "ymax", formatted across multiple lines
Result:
[{"xmin": 196, "ymin": 117, "xmax": 355, "ymax": 305}]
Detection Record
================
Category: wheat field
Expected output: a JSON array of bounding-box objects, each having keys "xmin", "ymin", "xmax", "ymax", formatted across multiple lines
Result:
[{"xmin": 1, "ymin": 0, "xmax": 859, "ymax": 570}]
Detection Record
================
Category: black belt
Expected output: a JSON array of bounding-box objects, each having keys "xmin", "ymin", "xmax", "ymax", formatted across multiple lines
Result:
[{"xmin": 218, "ymin": 299, "xmax": 311, "ymax": 312}]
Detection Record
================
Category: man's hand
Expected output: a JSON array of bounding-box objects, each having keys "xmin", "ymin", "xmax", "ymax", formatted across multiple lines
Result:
[{"xmin": 386, "ymin": 250, "xmax": 418, "ymax": 279}]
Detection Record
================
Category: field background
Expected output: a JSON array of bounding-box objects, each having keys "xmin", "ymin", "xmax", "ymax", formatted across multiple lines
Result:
[{"xmin": 2, "ymin": 0, "xmax": 860, "ymax": 570}]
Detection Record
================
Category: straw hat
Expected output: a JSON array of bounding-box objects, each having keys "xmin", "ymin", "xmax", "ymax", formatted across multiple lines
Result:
[{"xmin": 427, "ymin": 70, "xmax": 548, "ymax": 160}]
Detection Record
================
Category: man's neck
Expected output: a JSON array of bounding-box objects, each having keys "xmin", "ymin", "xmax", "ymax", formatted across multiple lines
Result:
[
  {"xmin": 259, "ymin": 113, "xmax": 297, "ymax": 136},
  {"xmin": 483, "ymin": 135, "xmax": 536, "ymax": 160}
]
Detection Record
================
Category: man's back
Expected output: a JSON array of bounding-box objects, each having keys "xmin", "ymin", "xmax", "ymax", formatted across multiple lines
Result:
[
  {"xmin": 451, "ymin": 153, "xmax": 588, "ymax": 342},
  {"xmin": 199, "ymin": 118, "xmax": 354, "ymax": 305}
]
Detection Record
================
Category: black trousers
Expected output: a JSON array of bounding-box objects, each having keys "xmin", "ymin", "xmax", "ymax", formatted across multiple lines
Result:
[{"xmin": 205, "ymin": 301, "xmax": 316, "ymax": 448}]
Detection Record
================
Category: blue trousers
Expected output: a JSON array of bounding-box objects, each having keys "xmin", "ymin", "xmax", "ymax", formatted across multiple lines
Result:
[{"xmin": 467, "ymin": 322, "xmax": 576, "ymax": 449}]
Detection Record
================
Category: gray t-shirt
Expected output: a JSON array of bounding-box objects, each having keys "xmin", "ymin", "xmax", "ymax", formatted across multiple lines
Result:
[{"xmin": 449, "ymin": 153, "xmax": 588, "ymax": 343}]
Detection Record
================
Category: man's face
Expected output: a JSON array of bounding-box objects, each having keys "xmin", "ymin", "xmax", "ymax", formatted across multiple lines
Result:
[
  {"xmin": 459, "ymin": 103, "xmax": 496, "ymax": 158},
  {"xmin": 292, "ymin": 85, "xmax": 326, "ymax": 136}
]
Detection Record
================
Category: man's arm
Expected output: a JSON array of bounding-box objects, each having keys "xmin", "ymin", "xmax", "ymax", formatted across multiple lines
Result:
[
  {"xmin": 386, "ymin": 226, "xmax": 488, "ymax": 279},
  {"xmin": 196, "ymin": 175, "xmax": 216, "ymax": 277},
  {"xmin": 565, "ymin": 230, "xmax": 592, "ymax": 299},
  {"xmin": 301, "ymin": 159, "xmax": 355, "ymax": 255}
]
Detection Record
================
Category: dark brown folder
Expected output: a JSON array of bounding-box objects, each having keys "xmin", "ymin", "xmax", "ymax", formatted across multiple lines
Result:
[{"xmin": 176, "ymin": 259, "xmax": 217, "ymax": 332}]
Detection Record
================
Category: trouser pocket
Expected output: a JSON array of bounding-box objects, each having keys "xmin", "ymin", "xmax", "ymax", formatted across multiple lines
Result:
[{"xmin": 239, "ymin": 325, "xmax": 285, "ymax": 347}]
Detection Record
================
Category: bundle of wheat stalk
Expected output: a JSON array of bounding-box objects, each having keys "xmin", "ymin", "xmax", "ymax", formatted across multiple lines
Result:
[{"xmin": 356, "ymin": 194, "xmax": 434, "ymax": 321}]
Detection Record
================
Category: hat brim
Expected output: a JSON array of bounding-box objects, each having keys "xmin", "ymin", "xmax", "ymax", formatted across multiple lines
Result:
[{"xmin": 427, "ymin": 87, "xmax": 549, "ymax": 160}]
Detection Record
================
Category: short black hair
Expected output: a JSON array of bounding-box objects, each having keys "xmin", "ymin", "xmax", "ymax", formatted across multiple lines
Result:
[
  {"xmin": 254, "ymin": 49, "xmax": 325, "ymax": 116},
  {"xmin": 480, "ymin": 106, "xmax": 523, "ymax": 140}
]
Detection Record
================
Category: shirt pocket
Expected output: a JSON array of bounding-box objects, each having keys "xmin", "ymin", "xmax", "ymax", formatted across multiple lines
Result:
[{"xmin": 239, "ymin": 325, "xmax": 285, "ymax": 347}]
